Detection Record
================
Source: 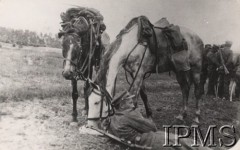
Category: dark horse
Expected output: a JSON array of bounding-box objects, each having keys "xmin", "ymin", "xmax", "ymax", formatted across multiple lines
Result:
[{"xmin": 58, "ymin": 7, "xmax": 110, "ymax": 122}]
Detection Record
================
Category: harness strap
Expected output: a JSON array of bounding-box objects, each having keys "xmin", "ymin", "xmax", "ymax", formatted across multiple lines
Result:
[
  {"xmin": 63, "ymin": 58, "xmax": 78, "ymax": 66},
  {"xmin": 99, "ymin": 94, "xmax": 104, "ymax": 119},
  {"xmin": 128, "ymin": 45, "xmax": 148, "ymax": 91}
]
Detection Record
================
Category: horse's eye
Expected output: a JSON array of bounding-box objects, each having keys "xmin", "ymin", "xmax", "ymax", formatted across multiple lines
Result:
[{"xmin": 94, "ymin": 101, "xmax": 100, "ymax": 105}]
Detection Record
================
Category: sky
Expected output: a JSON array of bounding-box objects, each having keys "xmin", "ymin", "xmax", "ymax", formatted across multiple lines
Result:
[{"xmin": 0, "ymin": 0, "xmax": 240, "ymax": 51}]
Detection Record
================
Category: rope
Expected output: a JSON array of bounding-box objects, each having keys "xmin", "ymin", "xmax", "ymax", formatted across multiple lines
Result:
[{"xmin": 88, "ymin": 19, "xmax": 93, "ymax": 79}]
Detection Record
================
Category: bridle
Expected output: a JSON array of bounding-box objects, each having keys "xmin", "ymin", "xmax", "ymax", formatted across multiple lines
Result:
[
  {"xmin": 86, "ymin": 80, "xmax": 115, "ymax": 121},
  {"xmin": 61, "ymin": 16, "xmax": 101, "ymax": 81}
]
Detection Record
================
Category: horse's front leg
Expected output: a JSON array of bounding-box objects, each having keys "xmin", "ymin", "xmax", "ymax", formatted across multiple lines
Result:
[
  {"xmin": 140, "ymin": 81, "xmax": 152, "ymax": 118},
  {"xmin": 129, "ymin": 71, "xmax": 152, "ymax": 118},
  {"xmin": 71, "ymin": 80, "xmax": 78, "ymax": 122},
  {"xmin": 82, "ymin": 81, "xmax": 90, "ymax": 116},
  {"xmin": 82, "ymin": 67, "xmax": 93, "ymax": 116},
  {"xmin": 175, "ymin": 71, "xmax": 192, "ymax": 121},
  {"xmin": 193, "ymin": 72, "xmax": 202, "ymax": 123}
]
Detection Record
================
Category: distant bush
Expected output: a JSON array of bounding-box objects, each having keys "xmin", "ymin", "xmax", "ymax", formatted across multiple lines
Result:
[
  {"xmin": 0, "ymin": 26, "xmax": 61, "ymax": 48},
  {"xmin": 18, "ymin": 44, "xmax": 23, "ymax": 48}
]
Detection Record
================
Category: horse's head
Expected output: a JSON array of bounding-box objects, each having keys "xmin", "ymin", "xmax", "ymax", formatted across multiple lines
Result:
[
  {"xmin": 59, "ymin": 29, "xmax": 82, "ymax": 80},
  {"xmin": 58, "ymin": 16, "xmax": 96, "ymax": 80},
  {"xmin": 87, "ymin": 82, "xmax": 114, "ymax": 128}
]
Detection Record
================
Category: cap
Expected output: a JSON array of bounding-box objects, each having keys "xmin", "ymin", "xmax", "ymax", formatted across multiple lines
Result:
[
  {"xmin": 112, "ymin": 91, "xmax": 135, "ymax": 106},
  {"xmin": 212, "ymin": 44, "xmax": 219, "ymax": 50},
  {"xmin": 205, "ymin": 44, "xmax": 212, "ymax": 48},
  {"xmin": 225, "ymin": 41, "xmax": 232, "ymax": 47}
]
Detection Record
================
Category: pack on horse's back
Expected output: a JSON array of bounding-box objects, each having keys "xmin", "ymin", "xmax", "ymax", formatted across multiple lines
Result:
[{"xmin": 151, "ymin": 18, "xmax": 191, "ymax": 72}]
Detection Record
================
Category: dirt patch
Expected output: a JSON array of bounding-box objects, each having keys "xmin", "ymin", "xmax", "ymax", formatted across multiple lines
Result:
[{"xmin": 0, "ymin": 98, "xmax": 120, "ymax": 150}]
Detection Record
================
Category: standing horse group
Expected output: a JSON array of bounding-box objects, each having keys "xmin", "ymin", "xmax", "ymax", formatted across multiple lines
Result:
[{"xmin": 58, "ymin": 7, "xmax": 205, "ymax": 126}]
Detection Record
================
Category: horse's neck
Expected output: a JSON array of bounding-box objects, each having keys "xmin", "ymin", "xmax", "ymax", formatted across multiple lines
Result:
[{"xmin": 105, "ymin": 26, "xmax": 139, "ymax": 96}]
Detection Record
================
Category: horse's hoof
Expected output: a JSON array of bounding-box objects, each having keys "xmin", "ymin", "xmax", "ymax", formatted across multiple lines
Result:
[
  {"xmin": 175, "ymin": 115, "xmax": 184, "ymax": 121},
  {"xmin": 193, "ymin": 118, "xmax": 200, "ymax": 124},
  {"xmin": 173, "ymin": 115, "xmax": 186, "ymax": 125},
  {"xmin": 72, "ymin": 118, "xmax": 78, "ymax": 122},
  {"xmin": 172, "ymin": 118, "xmax": 185, "ymax": 125},
  {"xmin": 70, "ymin": 122, "xmax": 78, "ymax": 127},
  {"xmin": 81, "ymin": 110, "xmax": 87, "ymax": 116}
]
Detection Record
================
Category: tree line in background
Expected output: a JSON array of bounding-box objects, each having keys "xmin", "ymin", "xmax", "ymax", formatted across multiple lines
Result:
[{"xmin": 0, "ymin": 26, "xmax": 61, "ymax": 48}]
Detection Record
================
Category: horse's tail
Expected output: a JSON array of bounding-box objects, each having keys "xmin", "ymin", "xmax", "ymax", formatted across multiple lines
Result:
[{"xmin": 198, "ymin": 39, "xmax": 206, "ymax": 96}]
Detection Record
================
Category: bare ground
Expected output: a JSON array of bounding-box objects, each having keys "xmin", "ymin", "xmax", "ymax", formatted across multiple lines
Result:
[{"xmin": 0, "ymin": 43, "xmax": 240, "ymax": 150}]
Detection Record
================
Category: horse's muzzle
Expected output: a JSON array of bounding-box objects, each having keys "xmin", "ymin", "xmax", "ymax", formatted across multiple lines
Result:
[{"xmin": 62, "ymin": 70, "xmax": 74, "ymax": 80}]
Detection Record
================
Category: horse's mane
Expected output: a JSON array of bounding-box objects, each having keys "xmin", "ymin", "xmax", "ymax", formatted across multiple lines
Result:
[
  {"xmin": 94, "ymin": 38, "xmax": 121, "ymax": 86},
  {"xmin": 94, "ymin": 17, "xmax": 140, "ymax": 86},
  {"xmin": 116, "ymin": 17, "xmax": 138, "ymax": 38}
]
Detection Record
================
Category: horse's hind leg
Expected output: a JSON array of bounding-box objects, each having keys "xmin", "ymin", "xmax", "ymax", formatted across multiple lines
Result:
[
  {"xmin": 176, "ymin": 71, "xmax": 192, "ymax": 121},
  {"xmin": 192, "ymin": 72, "xmax": 202, "ymax": 123},
  {"xmin": 140, "ymin": 81, "xmax": 152, "ymax": 118},
  {"xmin": 71, "ymin": 80, "xmax": 78, "ymax": 122}
]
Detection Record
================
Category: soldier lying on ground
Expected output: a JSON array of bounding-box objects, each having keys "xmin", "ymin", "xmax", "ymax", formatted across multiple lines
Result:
[{"xmin": 105, "ymin": 91, "xmax": 214, "ymax": 150}]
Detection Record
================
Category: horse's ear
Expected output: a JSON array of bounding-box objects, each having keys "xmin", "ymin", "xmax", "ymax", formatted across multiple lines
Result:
[
  {"xmin": 58, "ymin": 31, "xmax": 66, "ymax": 38},
  {"xmin": 66, "ymin": 28, "xmax": 77, "ymax": 34}
]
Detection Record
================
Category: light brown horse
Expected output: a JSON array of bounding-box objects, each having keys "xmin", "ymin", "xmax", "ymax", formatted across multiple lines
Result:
[{"xmin": 86, "ymin": 16, "xmax": 204, "ymax": 128}]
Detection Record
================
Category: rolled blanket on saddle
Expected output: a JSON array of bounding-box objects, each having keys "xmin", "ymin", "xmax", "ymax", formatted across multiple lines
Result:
[{"xmin": 60, "ymin": 7, "xmax": 106, "ymax": 33}]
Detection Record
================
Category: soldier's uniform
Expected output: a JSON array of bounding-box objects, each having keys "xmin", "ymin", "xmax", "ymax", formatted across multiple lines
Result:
[
  {"xmin": 108, "ymin": 92, "xmax": 212, "ymax": 150},
  {"xmin": 218, "ymin": 41, "xmax": 233, "ymax": 100},
  {"xmin": 232, "ymin": 54, "xmax": 240, "ymax": 98},
  {"xmin": 206, "ymin": 45, "xmax": 220, "ymax": 96},
  {"xmin": 200, "ymin": 44, "xmax": 212, "ymax": 95}
]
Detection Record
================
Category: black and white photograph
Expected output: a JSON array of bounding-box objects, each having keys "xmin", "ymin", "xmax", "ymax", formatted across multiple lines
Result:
[{"xmin": 0, "ymin": 0, "xmax": 240, "ymax": 149}]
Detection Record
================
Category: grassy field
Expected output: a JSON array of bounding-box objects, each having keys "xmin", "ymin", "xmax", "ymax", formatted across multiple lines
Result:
[{"xmin": 0, "ymin": 42, "xmax": 239, "ymax": 150}]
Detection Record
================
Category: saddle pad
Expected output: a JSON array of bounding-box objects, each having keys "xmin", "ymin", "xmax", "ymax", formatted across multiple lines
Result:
[
  {"xmin": 171, "ymin": 50, "xmax": 190, "ymax": 71},
  {"xmin": 163, "ymin": 25, "xmax": 187, "ymax": 52}
]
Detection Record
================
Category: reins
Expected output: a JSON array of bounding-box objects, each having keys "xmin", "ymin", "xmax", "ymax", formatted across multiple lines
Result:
[
  {"xmin": 87, "ymin": 82, "xmax": 115, "ymax": 121},
  {"xmin": 126, "ymin": 42, "xmax": 148, "ymax": 91}
]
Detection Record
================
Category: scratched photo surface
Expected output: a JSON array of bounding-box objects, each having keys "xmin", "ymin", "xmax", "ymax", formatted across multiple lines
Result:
[{"xmin": 0, "ymin": 0, "xmax": 240, "ymax": 150}]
